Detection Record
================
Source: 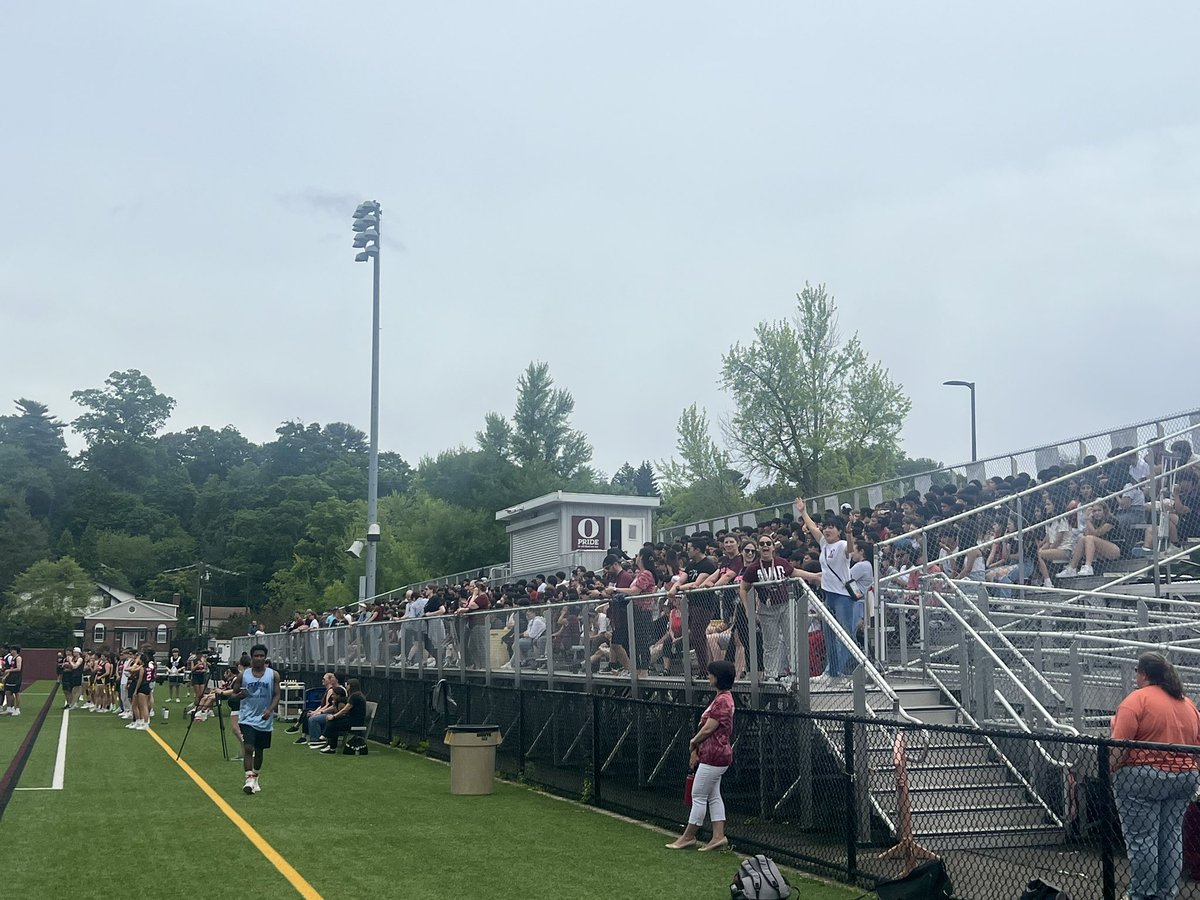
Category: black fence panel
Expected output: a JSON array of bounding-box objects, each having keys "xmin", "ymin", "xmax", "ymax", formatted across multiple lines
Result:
[{"xmin": 285, "ymin": 667, "xmax": 1200, "ymax": 900}]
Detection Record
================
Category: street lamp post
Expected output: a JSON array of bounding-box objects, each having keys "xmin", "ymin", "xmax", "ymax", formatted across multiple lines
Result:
[
  {"xmin": 943, "ymin": 380, "xmax": 977, "ymax": 462},
  {"xmin": 353, "ymin": 201, "xmax": 382, "ymax": 600}
]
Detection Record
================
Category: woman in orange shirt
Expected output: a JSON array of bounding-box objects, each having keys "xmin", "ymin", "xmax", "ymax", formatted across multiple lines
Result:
[{"xmin": 1110, "ymin": 652, "xmax": 1200, "ymax": 900}]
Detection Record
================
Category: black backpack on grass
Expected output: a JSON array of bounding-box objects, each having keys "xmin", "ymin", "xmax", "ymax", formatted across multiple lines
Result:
[
  {"xmin": 874, "ymin": 859, "xmax": 954, "ymax": 900},
  {"xmin": 730, "ymin": 855, "xmax": 791, "ymax": 900}
]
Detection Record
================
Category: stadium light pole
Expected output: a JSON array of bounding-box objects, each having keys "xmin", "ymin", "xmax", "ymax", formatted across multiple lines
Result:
[
  {"xmin": 943, "ymin": 380, "xmax": 977, "ymax": 462},
  {"xmin": 352, "ymin": 200, "xmax": 382, "ymax": 600}
]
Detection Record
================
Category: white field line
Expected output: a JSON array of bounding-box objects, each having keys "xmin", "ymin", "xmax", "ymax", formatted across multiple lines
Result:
[{"xmin": 13, "ymin": 708, "xmax": 69, "ymax": 792}]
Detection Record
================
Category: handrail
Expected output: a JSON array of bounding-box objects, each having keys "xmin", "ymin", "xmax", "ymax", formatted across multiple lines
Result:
[
  {"xmin": 921, "ymin": 667, "xmax": 1064, "ymax": 828},
  {"xmin": 992, "ymin": 691, "xmax": 1072, "ymax": 771},
  {"xmin": 930, "ymin": 591, "xmax": 1078, "ymax": 735},
  {"xmin": 794, "ymin": 579, "xmax": 924, "ymax": 726},
  {"xmin": 660, "ymin": 406, "xmax": 1200, "ymax": 540},
  {"xmin": 942, "ymin": 580, "xmax": 1067, "ymax": 704}
]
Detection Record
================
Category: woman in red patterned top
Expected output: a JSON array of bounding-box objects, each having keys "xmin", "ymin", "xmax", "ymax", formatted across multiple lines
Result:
[{"xmin": 666, "ymin": 659, "xmax": 736, "ymax": 851}]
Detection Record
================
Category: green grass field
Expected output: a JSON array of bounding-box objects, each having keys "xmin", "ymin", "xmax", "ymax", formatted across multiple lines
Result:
[{"xmin": 0, "ymin": 682, "xmax": 860, "ymax": 899}]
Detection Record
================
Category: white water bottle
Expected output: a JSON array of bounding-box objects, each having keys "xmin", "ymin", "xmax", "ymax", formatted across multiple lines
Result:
[{"xmin": 162, "ymin": 708, "xmax": 169, "ymax": 721}]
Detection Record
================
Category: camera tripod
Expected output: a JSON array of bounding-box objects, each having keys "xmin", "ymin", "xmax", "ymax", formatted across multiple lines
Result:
[{"xmin": 175, "ymin": 694, "xmax": 240, "ymax": 763}]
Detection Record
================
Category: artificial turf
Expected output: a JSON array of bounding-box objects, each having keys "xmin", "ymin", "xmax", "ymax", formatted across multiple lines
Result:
[{"xmin": 1, "ymin": 689, "xmax": 860, "ymax": 900}]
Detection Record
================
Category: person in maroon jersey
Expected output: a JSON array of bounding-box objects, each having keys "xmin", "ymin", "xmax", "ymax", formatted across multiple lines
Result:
[{"xmin": 739, "ymin": 534, "xmax": 795, "ymax": 681}]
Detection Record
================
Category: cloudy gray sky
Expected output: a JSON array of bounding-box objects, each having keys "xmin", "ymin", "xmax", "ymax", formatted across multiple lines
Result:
[{"xmin": 2, "ymin": 3, "xmax": 1198, "ymax": 485}]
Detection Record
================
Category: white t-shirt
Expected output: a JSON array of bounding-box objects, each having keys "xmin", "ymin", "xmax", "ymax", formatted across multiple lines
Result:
[
  {"xmin": 526, "ymin": 615, "xmax": 547, "ymax": 640},
  {"xmin": 819, "ymin": 538, "xmax": 852, "ymax": 596}
]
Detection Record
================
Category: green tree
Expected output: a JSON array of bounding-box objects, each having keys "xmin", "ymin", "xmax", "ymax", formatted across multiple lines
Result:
[
  {"xmin": 0, "ymin": 556, "xmax": 92, "ymax": 646},
  {"xmin": 657, "ymin": 405, "xmax": 748, "ymax": 526},
  {"xmin": 720, "ymin": 283, "xmax": 911, "ymax": 495},
  {"xmin": 0, "ymin": 398, "xmax": 68, "ymax": 466},
  {"xmin": 160, "ymin": 425, "xmax": 254, "ymax": 484},
  {"xmin": 0, "ymin": 500, "xmax": 49, "ymax": 593},
  {"xmin": 71, "ymin": 369, "xmax": 175, "ymax": 446},
  {"xmin": 633, "ymin": 462, "xmax": 660, "ymax": 497},
  {"xmin": 609, "ymin": 463, "xmax": 638, "ymax": 494},
  {"xmin": 478, "ymin": 362, "xmax": 594, "ymax": 480}
]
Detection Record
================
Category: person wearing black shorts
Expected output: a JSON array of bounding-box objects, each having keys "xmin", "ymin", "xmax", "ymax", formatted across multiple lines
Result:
[
  {"xmin": 216, "ymin": 645, "xmax": 278, "ymax": 795},
  {"xmin": 2, "ymin": 646, "xmax": 21, "ymax": 717},
  {"xmin": 63, "ymin": 648, "xmax": 84, "ymax": 709},
  {"xmin": 190, "ymin": 654, "xmax": 209, "ymax": 709}
]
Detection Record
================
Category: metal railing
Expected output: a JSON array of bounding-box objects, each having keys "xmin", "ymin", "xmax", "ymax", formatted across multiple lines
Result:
[
  {"xmin": 234, "ymin": 578, "xmax": 906, "ymax": 717},
  {"xmin": 658, "ymin": 406, "xmax": 1200, "ymax": 542}
]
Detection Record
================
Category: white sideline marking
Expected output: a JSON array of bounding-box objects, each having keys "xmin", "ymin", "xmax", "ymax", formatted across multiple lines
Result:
[
  {"xmin": 52, "ymin": 707, "xmax": 69, "ymax": 789},
  {"xmin": 13, "ymin": 708, "xmax": 69, "ymax": 792}
]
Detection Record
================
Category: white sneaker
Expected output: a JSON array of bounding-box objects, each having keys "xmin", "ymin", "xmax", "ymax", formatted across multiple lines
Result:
[
  {"xmin": 244, "ymin": 777, "xmax": 255, "ymax": 795},
  {"xmin": 1058, "ymin": 567, "xmax": 1078, "ymax": 578},
  {"xmin": 136, "ymin": 721, "xmax": 149, "ymax": 730},
  {"xmin": 1042, "ymin": 578, "xmax": 1054, "ymax": 588},
  {"xmin": 1078, "ymin": 565, "xmax": 1095, "ymax": 576},
  {"xmin": 250, "ymin": 777, "xmax": 261, "ymax": 794},
  {"xmin": 119, "ymin": 712, "xmax": 133, "ymax": 719},
  {"xmin": 126, "ymin": 722, "xmax": 140, "ymax": 729},
  {"xmin": 10, "ymin": 709, "xmax": 20, "ymax": 716}
]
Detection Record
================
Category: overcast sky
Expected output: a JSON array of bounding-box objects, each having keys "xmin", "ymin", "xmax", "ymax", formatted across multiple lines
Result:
[{"xmin": 2, "ymin": 3, "xmax": 1198, "ymax": 488}]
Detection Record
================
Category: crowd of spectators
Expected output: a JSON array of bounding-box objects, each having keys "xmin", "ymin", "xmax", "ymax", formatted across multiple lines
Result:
[{"xmin": 258, "ymin": 441, "xmax": 1198, "ymax": 685}]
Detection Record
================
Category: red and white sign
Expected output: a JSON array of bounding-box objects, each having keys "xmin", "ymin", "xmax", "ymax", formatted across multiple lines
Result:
[{"xmin": 570, "ymin": 515, "xmax": 606, "ymax": 551}]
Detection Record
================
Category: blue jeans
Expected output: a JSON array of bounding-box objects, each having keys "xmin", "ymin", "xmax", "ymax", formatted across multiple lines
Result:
[
  {"xmin": 1114, "ymin": 766, "xmax": 1200, "ymax": 900},
  {"xmin": 822, "ymin": 592, "xmax": 863, "ymax": 677},
  {"xmin": 307, "ymin": 712, "xmax": 330, "ymax": 741}
]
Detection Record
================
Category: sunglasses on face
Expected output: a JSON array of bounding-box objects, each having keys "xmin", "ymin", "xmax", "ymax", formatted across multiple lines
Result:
[
  {"xmin": 742, "ymin": 548, "xmax": 757, "ymax": 555},
  {"xmin": 758, "ymin": 541, "xmax": 774, "ymax": 548}
]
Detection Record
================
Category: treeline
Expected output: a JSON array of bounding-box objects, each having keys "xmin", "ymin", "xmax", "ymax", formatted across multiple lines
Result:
[{"xmin": 0, "ymin": 285, "xmax": 930, "ymax": 645}]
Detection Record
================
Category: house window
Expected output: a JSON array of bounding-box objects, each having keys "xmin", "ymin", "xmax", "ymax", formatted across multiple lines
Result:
[
  {"xmin": 156, "ymin": 625, "xmax": 168, "ymax": 644},
  {"xmin": 93, "ymin": 624, "xmax": 105, "ymax": 644}
]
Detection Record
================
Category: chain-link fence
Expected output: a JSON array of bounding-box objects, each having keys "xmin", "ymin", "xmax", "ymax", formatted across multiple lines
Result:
[{"xmin": 282, "ymin": 668, "xmax": 1200, "ymax": 900}]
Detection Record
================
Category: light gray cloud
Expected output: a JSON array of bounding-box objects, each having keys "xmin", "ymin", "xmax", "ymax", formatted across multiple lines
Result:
[{"xmin": 1, "ymin": 1, "xmax": 1197, "ymax": 485}]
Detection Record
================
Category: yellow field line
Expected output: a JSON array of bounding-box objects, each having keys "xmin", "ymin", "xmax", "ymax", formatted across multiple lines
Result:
[{"xmin": 146, "ymin": 727, "xmax": 323, "ymax": 899}]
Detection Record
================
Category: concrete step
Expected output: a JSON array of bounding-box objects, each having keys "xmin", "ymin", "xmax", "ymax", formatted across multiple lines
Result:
[
  {"xmin": 903, "ymin": 705, "xmax": 959, "ymax": 726},
  {"xmin": 915, "ymin": 825, "xmax": 1065, "ymax": 850},
  {"xmin": 868, "ymin": 743, "xmax": 994, "ymax": 769},
  {"xmin": 890, "ymin": 686, "xmax": 944, "ymax": 707},
  {"xmin": 909, "ymin": 803, "xmax": 1050, "ymax": 834},
  {"xmin": 904, "ymin": 783, "xmax": 1032, "ymax": 809},
  {"xmin": 870, "ymin": 762, "xmax": 1010, "ymax": 789}
]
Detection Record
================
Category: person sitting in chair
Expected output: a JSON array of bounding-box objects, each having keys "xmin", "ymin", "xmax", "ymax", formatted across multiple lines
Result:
[{"xmin": 316, "ymin": 679, "xmax": 367, "ymax": 754}]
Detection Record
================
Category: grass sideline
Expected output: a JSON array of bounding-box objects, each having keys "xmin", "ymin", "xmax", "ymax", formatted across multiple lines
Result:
[{"xmin": 2, "ymin": 696, "xmax": 862, "ymax": 899}]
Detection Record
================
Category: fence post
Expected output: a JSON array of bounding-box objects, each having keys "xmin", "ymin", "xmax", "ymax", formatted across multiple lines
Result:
[
  {"xmin": 747, "ymin": 594, "xmax": 761, "ymax": 710},
  {"xmin": 1097, "ymin": 743, "xmax": 1116, "ymax": 900},
  {"xmin": 626, "ymin": 599, "xmax": 639, "ymax": 701},
  {"xmin": 457, "ymin": 616, "xmax": 467, "ymax": 683},
  {"xmin": 843, "ymin": 719, "xmax": 858, "ymax": 878},
  {"xmin": 518, "ymin": 688, "xmax": 526, "ymax": 777},
  {"xmin": 680, "ymin": 595, "xmax": 693, "ymax": 708},
  {"xmin": 1015, "ymin": 494, "xmax": 1026, "ymax": 604},
  {"xmin": 1070, "ymin": 640, "xmax": 1084, "ymax": 732},
  {"xmin": 852, "ymin": 666, "xmax": 870, "ymax": 844},
  {"xmin": 591, "ymin": 692, "xmax": 601, "ymax": 807}
]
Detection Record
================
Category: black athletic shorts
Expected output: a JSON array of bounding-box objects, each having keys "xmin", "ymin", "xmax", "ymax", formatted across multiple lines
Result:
[
  {"xmin": 4, "ymin": 679, "xmax": 20, "ymax": 694},
  {"xmin": 136, "ymin": 683, "xmax": 152, "ymax": 696},
  {"xmin": 240, "ymin": 724, "xmax": 272, "ymax": 750},
  {"xmin": 191, "ymin": 672, "xmax": 208, "ymax": 685}
]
